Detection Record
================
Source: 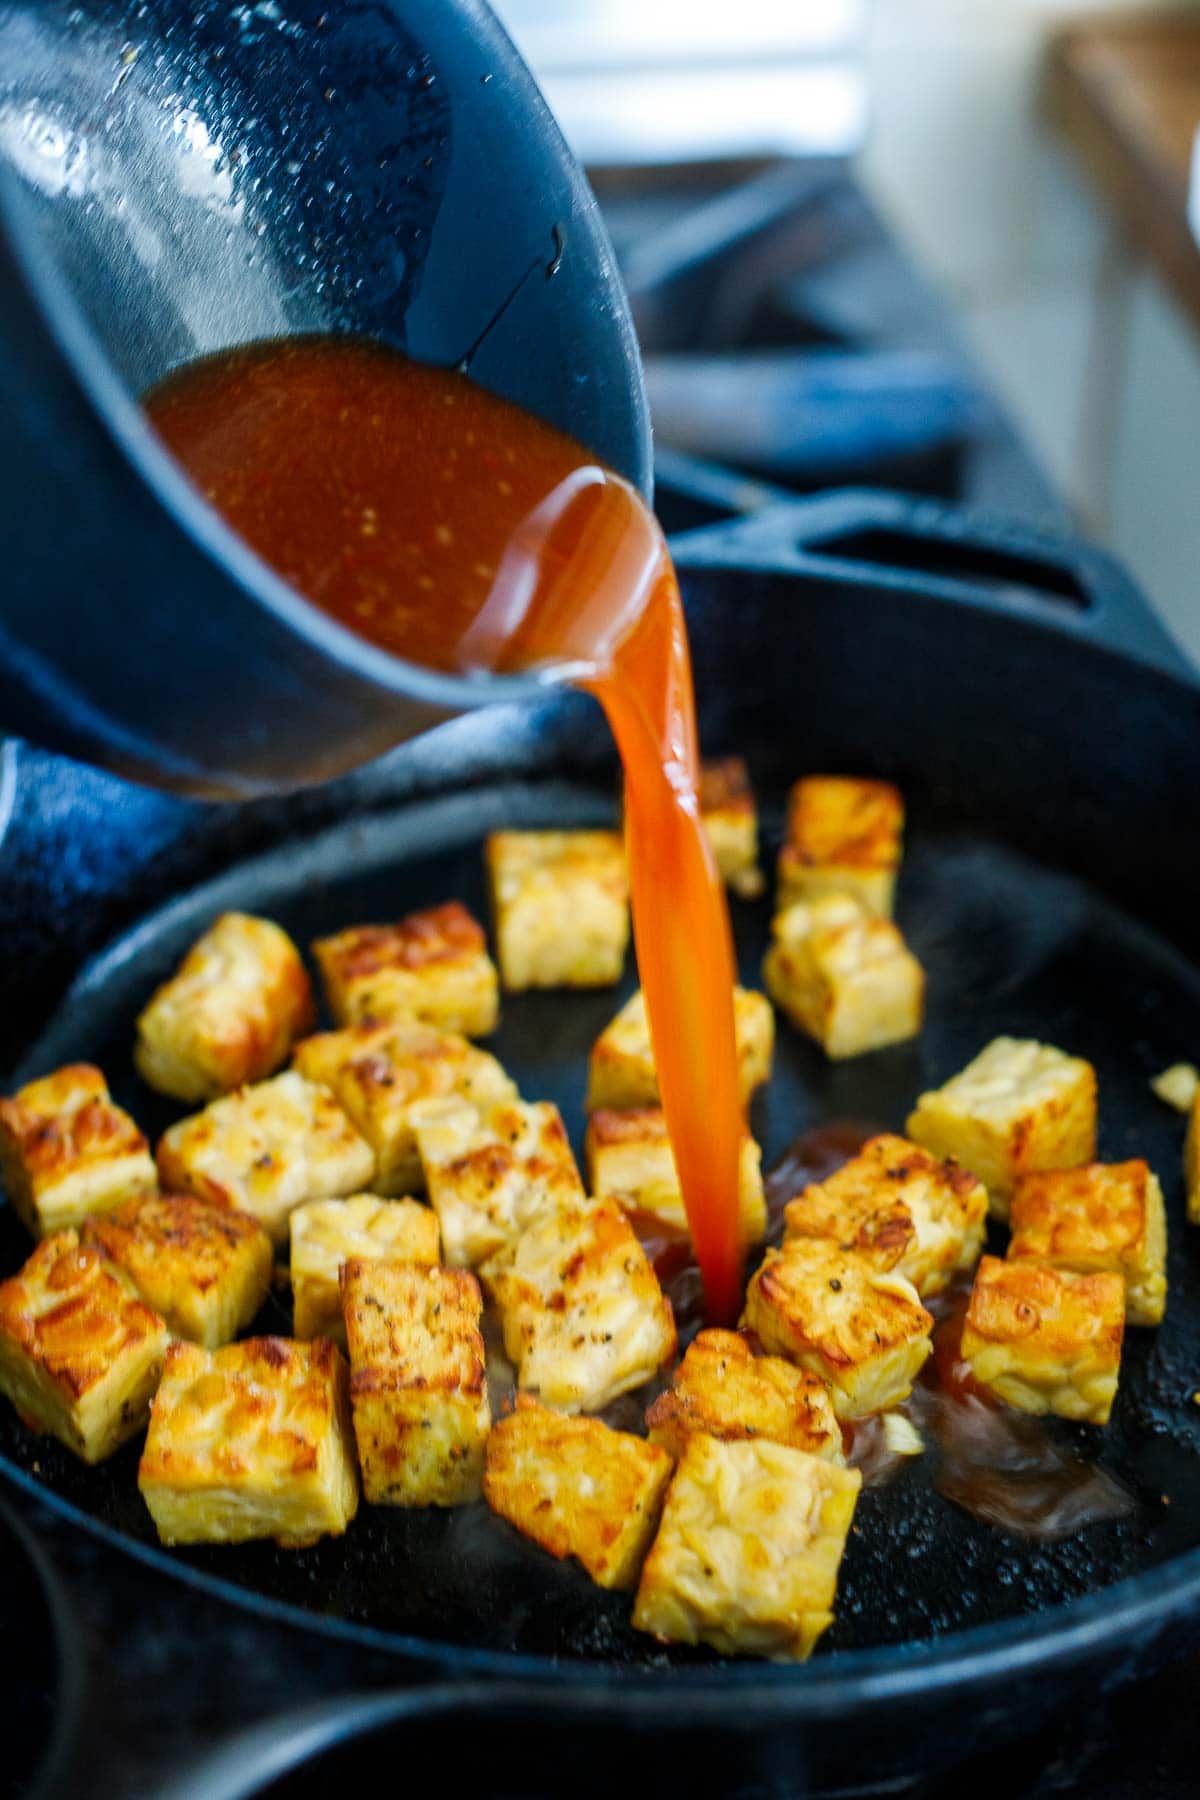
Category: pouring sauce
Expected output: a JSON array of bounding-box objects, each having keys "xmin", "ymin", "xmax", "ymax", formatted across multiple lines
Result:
[{"xmin": 144, "ymin": 335, "xmax": 745, "ymax": 1321}]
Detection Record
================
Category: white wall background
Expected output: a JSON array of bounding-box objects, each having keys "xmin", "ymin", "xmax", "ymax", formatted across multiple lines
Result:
[{"xmin": 859, "ymin": 0, "xmax": 1200, "ymax": 664}]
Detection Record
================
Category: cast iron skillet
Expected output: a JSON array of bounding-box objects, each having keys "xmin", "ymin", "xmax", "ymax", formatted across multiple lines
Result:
[{"xmin": 1, "ymin": 492, "xmax": 1199, "ymax": 1795}]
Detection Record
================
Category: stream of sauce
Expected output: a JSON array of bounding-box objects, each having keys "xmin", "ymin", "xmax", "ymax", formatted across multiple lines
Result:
[{"xmin": 144, "ymin": 336, "xmax": 744, "ymax": 1322}]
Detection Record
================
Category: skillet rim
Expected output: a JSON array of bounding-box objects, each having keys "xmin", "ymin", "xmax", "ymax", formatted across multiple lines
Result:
[{"xmin": 3, "ymin": 1446, "xmax": 1200, "ymax": 1703}]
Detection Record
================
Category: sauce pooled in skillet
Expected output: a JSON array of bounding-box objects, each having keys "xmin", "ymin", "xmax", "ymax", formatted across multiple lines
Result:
[{"xmin": 144, "ymin": 335, "xmax": 746, "ymax": 1322}]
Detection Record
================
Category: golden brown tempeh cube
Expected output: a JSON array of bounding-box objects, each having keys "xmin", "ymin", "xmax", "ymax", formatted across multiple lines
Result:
[
  {"xmin": 645, "ymin": 1329, "xmax": 844, "ymax": 1463},
  {"xmin": 484, "ymin": 1395, "xmax": 673, "ymax": 1589},
  {"xmin": 289, "ymin": 1194, "xmax": 440, "ymax": 1346},
  {"xmin": 586, "ymin": 987, "xmax": 774, "ymax": 1113},
  {"xmin": 1007, "ymin": 1161, "xmax": 1167, "ymax": 1328},
  {"xmin": 777, "ymin": 776, "xmax": 903, "ymax": 917},
  {"xmin": 312, "ymin": 901, "xmax": 499, "ymax": 1037},
  {"xmin": 764, "ymin": 895, "xmax": 924, "ymax": 1060},
  {"xmin": 782, "ymin": 1133, "xmax": 987, "ymax": 1300},
  {"xmin": 960, "ymin": 1255, "xmax": 1124, "ymax": 1425},
  {"xmin": 632, "ymin": 1434, "xmax": 862, "ymax": 1660},
  {"xmin": 412, "ymin": 1096, "xmax": 585, "ymax": 1268},
  {"xmin": 156, "ymin": 1070, "xmax": 374, "ymax": 1245},
  {"xmin": 81, "ymin": 1193, "xmax": 272, "ymax": 1348},
  {"xmin": 485, "ymin": 829, "xmax": 630, "ymax": 992},
  {"xmin": 293, "ymin": 1020, "xmax": 516, "ymax": 1196},
  {"xmin": 138, "ymin": 1336, "xmax": 359, "ymax": 1546},
  {"xmin": 585, "ymin": 1106, "xmax": 765, "ymax": 1248},
  {"xmin": 0, "ymin": 1231, "xmax": 168, "ymax": 1462},
  {"xmin": 134, "ymin": 912, "xmax": 315, "ymax": 1103},
  {"xmin": 481, "ymin": 1199, "xmax": 676, "ymax": 1414},
  {"xmin": 906, "ymin": 1036, "xmax": 1098, "ymax": 1219},
  {"xmin": 742, "ymin": 1238, "xmax": 932, "ymax": 1419},
  {"xmin": 340, "ymin": 1259, "xmax": 490, "ymax": 1506},
  {"xmin": 1187, "ymin": 1092, "xmax": 1200, "ymax": 1226},
  {"xmin": 698, "ymin": 757, "xmax": 764, "ymax": 899},
  {"xmin": 0, "ymin": 1064, "xmax": 157, "ymax": 1238}
]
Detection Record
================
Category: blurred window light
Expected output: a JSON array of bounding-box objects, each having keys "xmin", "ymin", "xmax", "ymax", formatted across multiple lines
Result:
[{"xmin": 493, "ymin": 0, "xmax": 867, "ymax": 165}]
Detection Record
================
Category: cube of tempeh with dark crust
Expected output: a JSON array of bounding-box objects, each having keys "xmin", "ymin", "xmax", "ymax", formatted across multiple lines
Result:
[
  {"xmin": 313, "ymin": 901, "xmax": 499, "ymax": 1037},
  {"xmin": 81, "ymin": 1192, "xmax": 272, "ymax": 1347},
  {"xmin": 0, "ymin": 1231, "xmax": 169, "ymax": 1462},
  {"xmin": 777, "ymin": 776, "xmax": 903, "ymax": 916},
  {"xmin": 632, "ymin": 1434, "xmax": 862, "ymax": 1660},
  {"xmin": 585, "ymin": 1107, "xmax": 765, "ymax": 1249},
  {"xmin": 698, "ymin": 757, "xmax": 764, "ymax": 898},
  {"xmin": 156, "ymin": 1070, "xmax": 375, "ymax": 1245},
  {"xmin": 587, "ymin": 987, "xmax": 773, "ymax": 1112},
  {"xmin": 134, "ymin": 912, "xmax": 316, "ymax": 1103},
  {"xmin": 485, "ymin": 829, "xmax": 630, "ymax": 992},
  {"xmin": 138, "ymin": 1336, "xmax": 359, "ymax": 1546},
  {"xmin": 906, "ymin": 1037, "xmax": 1097, "ymax": 1219},
  {"xmin": 960, "ymin": 1255, "xmax": 1124, "ymax": 1424},
  {"xmin": 1006, "ymin": 1160, "xmax": 1166, "ymax": 1327},
  {"xmin": 741, "ymin": 1238, "xmax": 933, "ymax": 1419},
  {"xmin": 289, "ymin": 1194, "xmax": 440, "ymax": 1346},
  {"xmin": 413, "ymin": 1096, "xmax": 585, "ymax": 1267},
  {"xmin": 484, "ymin": 1395, "xmax": 672, "ymax": 1589},
  {"xmin": 293, "ymin": 1020, "xmax": 516, "ymax": 1196},
  {"xmin": 481, "ymin": 1199, "xmax": 676, "ymax": 1414},
  {"xmin": 764, "ymin": 895, "xmax": 924, "ymax": 1060},
  {"xmin": 0, "ymin": 1064, "xmax": 157, "ymax": 1238},
  {"xmin": 782, "ymin": 1133, "xmax": 987, "ymax": 1300},
  {"xmin": 645, "ymin": 1329, "xmax": 844, "ymax": 1463},
  {"xmin": 340, "ymin": 1259, "xmax": 490, "ymax": 1506}
]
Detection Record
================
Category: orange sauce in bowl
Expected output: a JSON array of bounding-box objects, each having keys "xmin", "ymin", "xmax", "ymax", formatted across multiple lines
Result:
[{"xmin": 144, "ymin": 336, "xmax": 745, "ymax": 1321}]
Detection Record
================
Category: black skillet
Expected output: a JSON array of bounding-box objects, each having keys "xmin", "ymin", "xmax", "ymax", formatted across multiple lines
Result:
[{"xmin": 1, "ymin": 486, "xmax": 1199, "ymax": 1796}]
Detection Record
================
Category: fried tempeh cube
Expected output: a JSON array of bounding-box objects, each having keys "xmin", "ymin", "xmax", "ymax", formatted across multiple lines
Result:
[
  {"xmin": 782, "ymin": 1133, "xmax": 987, "ymax": 1300},
  {"xmin": 312, "ymin": 901, "xmax": 499, "ymax": 1038},
  {"xmin": 586, "ymin": 987, "xmax": 774, "ymax": 1113},
  {"xmin": 0, "ymin": 1064, "xmax": 157, "ymax": 1238},
  {"xmin": 293, "ymin": 1020, "xmax": 516, "ymax": 1197},
  {"xmin": 1187, "ymin": 1091, "xmax": 1200, "ymax": 1226},
  {"xmin": 156, "ymin": 1070, "xmax": 375, "ymax": 1245},
  {"xmin": 742, "ymin": 1238, "xmax": 933, "ymax": 1419},
  {"xmin": 906, "ymin": 1036, "xmax": 1097, "ymax": 1219},
  {"xmin": 960, "ymin": 1255, "xmax": 1124, "ymax": 1424},
  {"xmin": 481, "ymin": 1199, "xmax": 676, "ymax": 1414},
  {"xmin": 777, "ymin": 776, "xmax": 903, "ymax": 917},
  {"xmin": 81, "ymin": 1193, "xmax": 272, "ymax": 1348},
  {"xmin": 0, "ymin": 1232, "xmax": 168, "ymax": 1462},
  {"xmin": 485, "ymin": 829, "xmax": 630, "ymax": 992},
  {"xmin": 340, "ymin": 1259, "xmax": 490, "ymax": 1506},
  {"xmin": 632, "ymin": 1434, "xmax": 862, "ymax": 1660},
  {"xmin": 1006, "ymin": 1161, "xmax": 1167, "ymax": 1328},
  {"xmin": 645, "ymin": 1329, "xmax": 844, "ymax": 1463},
  {"xmin": 764, "ymin": 895, "xmax": 924, "ymax": 1060},
  {"xmin": 134, "ymin": 912, "xmax": 316, "ymax": 1103},
  {"xmin": 289, "ymin": 1194, "xmax": 440, "ymax": 1346},
  {"xmin": 585, "ymin": 1106, "xmax": 766, "ymax": 1249},
  {"xmin": 484, "ymin": 1395, "xmax": 673, "ymax": 1589},
  {"xmin": 137, "ymin": 1336, "xmax": 359, "ymax": 1546},
  {"xmin": 412, "ymin": 1096, "xmax": 585, "ymax": 1267},
  {"xmin": 698, "ymin": 757, "xmax": 764, "ymax": 899}
]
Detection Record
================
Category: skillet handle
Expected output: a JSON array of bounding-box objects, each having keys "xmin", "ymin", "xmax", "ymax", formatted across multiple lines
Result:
[
  {"xmin": 668, "ymin": 487, "xmax": 1194, "ymax": 684},
  {"xmin": 147, "ymin": 1679, "xmax": 812, "ymax": 1799}
]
